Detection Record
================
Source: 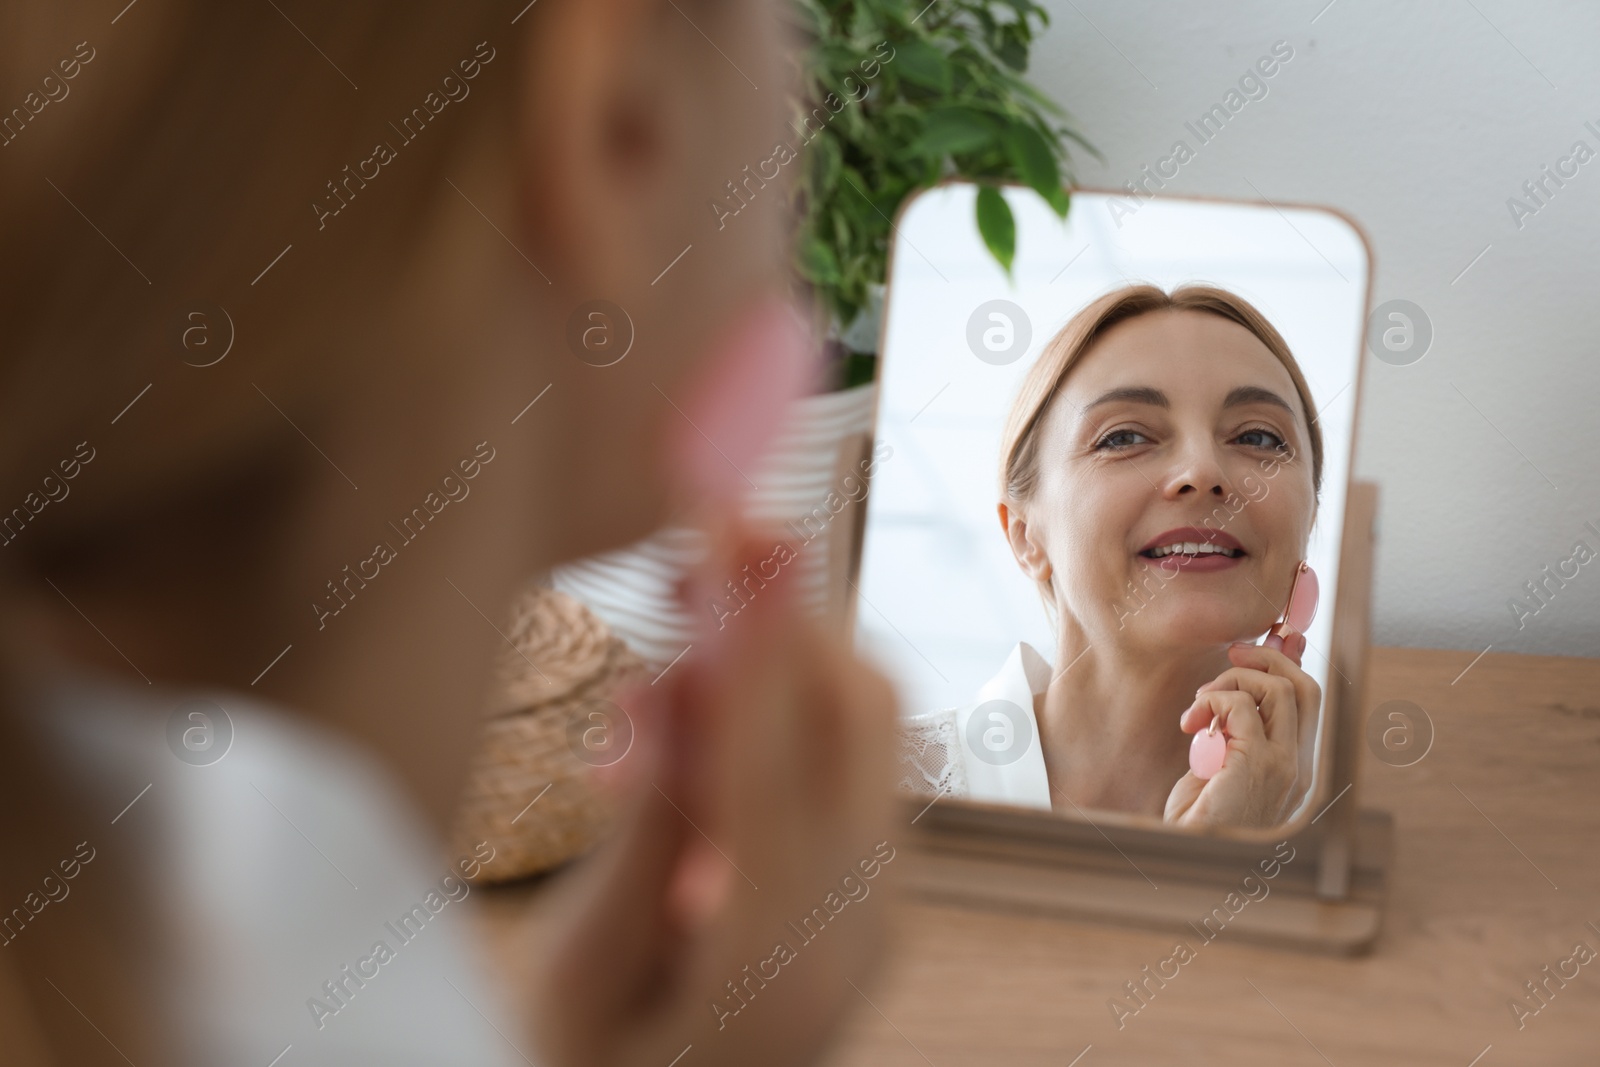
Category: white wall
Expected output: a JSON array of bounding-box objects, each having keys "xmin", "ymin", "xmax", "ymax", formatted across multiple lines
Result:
[{"xmin": 1024, "ymin": 0, "xmax": 1600, "ymax": 658}]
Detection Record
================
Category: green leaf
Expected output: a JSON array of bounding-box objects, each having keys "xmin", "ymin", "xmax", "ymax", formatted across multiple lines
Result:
[
  {"xmin": 893, "ymin": 36, "xmax": 953, "ymax": 93},
  {"xmin": 802, "ymin": 234, "xmax": 843, "ymax": 285},
  {"xmin": 1002, "ymin": 120, "xmax": 1062, "ymax": 209},
  {"xmin": 996, "ymin": 31, "xmax": 1028, "ymax": 72},
  {"xmin": 847, "ymin": 4, "xmax": 877, "ymax": 40},
  {"xmin": 843, "ymin": 350, "xmax": 878, "ymax": 388},
  {"xmin": 809, "ymin": 130, "xmax": 842, "ymax": 195},
  {"xmin": 1043, "ymin": 183, "xmax": 1071, "ymax": 218},
  {"xmin": 910, "ymin": 106, "xmax": 997, "ymax": 158},
  {"xmin": 975, "ymin": 184, "xmax": 1015, "ymax": 276}
]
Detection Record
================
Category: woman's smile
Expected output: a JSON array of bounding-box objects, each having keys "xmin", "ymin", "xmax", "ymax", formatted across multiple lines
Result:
[{"xmin": 1137, "ymin": 526, "xmax": 1248, "ymax": 573}]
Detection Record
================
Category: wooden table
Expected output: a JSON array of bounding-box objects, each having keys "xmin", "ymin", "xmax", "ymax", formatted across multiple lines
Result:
[{"xmin": 473, "ymin": 646, "xmax": 1600, "ymax": 1065}]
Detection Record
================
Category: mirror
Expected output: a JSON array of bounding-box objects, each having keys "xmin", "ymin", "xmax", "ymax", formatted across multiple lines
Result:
[{"xmin": 858, "ymin": 182, "xmax": 1369, "ymax": 837}]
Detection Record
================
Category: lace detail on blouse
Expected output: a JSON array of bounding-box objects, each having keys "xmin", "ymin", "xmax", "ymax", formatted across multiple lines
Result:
[{"xmin": 894, "ymin": 707, "xmax": 968, "ymax": 798}]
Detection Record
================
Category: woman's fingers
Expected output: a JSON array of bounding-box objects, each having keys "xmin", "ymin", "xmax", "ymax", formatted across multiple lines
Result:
[
  {"xmin": 1163, "ymin": 771, "xmax": 1206, "ymax": 821},
  {"xmin": 1178, "ymin": 679, "xmax": 1279, "ymax": 748},
  {"xmin": 534, "ymin": 516, "xmax": 901, "ymax": 1067},
  {"xmin": 1193, "ymin": 646, "xmax": 1312, "ymax": 749},
  {"xmin": 1281, "ymin": 632, "xmax": 1317, "ymax": 807},
  {"xmin": 661, "ymin": 544, "xmax": 794, "ymax": 992},
  {"xmin": 1173, "ymin": 643, "xmax": 1317, "ymax": 827},
  {"xmin": 1212, "ymin": 669, "xmax": 1294, "ymax": 749},
  {"xmin": 1285, "ymin": 631, "xmax": 1307, "ymax": 667},
  {"xmin": 1188, "ymin": 688, "xmax": 1266, "ymax": 746},
  {"xmin": 1221, "ymin": 641, "xmax": 1319, "ymax": 712},
  {"xmin": 1172, "ymin": 690, "xmax": 1291, "ymax": 828},
  {"xmin": 1223, "ymin": 640, "xmax": 1320, "ymax": 788},
  {"xmin": 671, "ymin": 522, "xmax": 898, "ymax": 1013},
  {"xmin": 695, "ymin": 524, "xmax": 896, "ymax": 834},
  {"xmin": 711, "ymin": 548, "xmax": 897, "ymax": 903}
]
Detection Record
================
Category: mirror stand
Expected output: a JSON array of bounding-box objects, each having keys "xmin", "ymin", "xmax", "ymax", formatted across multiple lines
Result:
[{"xmin": 895, "ymin": 481, "xmax": 1393, "ymax": 955}]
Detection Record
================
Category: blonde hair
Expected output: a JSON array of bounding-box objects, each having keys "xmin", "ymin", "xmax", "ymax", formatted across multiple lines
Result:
[{"xmin": 1000, "ymin": 283, "xmax": 1324, "ymax": 506}]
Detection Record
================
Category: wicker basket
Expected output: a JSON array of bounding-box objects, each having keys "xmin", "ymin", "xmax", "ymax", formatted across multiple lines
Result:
[{"xmin": 451, "ymin": 581, "xmax": 650, "ymax": 883}]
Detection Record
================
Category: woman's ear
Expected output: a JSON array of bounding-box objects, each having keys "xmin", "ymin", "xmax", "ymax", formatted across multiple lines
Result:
[
  {"xmin": 517, "ymin": 0, "xmax": 677, "ymax": 298},
  {"xmin": 998, "ymin": 501, "xmax": 1052, "ymax": 583},
  {"xmin": 516, "ymin": 0, "xmax": 792, "ymax": 310}
]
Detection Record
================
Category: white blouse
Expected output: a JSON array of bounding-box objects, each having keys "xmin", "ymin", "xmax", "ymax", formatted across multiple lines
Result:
[
  {"xmin": 21, "ymin": 662, "xmax": 526, "ymax": 1067},
  {"xmin": 897, "ymin": 641, "xmax": 1320, "ymax": 823},
  {"xmin": 896, "ymin": 641, "xmax": 1054, "ymax": 811}
]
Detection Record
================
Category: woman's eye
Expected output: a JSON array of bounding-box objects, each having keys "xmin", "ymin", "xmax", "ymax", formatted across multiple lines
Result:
[
  {"xmin": 1095, "ymin": 427, "xmax": 1288, "ymax": 452},
  {"xmin": 1094, "ymin": 429, "xmax": 1148, "ymax": 451},
  {"xmin": 1237, "ymin": 426, "xmax": 1288, "ymax": 451}
]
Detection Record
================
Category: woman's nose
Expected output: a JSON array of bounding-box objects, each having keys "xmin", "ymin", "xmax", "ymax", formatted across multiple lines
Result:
[{"xmin": 1160, "ymin": 440, "xmax": 1232, "ymax": 498}]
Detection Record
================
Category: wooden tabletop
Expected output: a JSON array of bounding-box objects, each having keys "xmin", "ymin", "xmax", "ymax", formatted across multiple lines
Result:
[{"xmin": 471, "ymin": 645, "xmax": 1600, "ymax": 1066}]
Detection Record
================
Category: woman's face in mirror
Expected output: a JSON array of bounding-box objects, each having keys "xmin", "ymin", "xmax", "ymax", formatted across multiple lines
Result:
[{"xmin": 1010, "ymin": 308, "xmax": 1318, "ymax": 651}]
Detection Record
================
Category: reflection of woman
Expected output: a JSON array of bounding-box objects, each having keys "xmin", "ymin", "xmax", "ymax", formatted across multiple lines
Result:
[{"xmin": 907, "ymin": 284, "xmax": 1323, "ymax": 829}]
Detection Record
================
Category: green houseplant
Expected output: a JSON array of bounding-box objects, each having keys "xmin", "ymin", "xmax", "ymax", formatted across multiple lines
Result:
[{"xmin": 788, "ymin": 0, "xmax": 1098, "ymax": 387}]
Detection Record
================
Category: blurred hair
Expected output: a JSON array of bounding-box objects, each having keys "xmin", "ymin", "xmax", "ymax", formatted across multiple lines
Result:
[
  {"xmin": 0, "ymin": 15, "xmax": 531, "ymax": 1052},
  {"xmin": 0, "ymin": 4, "xmax": 519, "ymax": 571}
]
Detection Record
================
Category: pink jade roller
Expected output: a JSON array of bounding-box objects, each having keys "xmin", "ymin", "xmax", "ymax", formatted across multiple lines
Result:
[
  {"xmin": 1188, "ymin": 560, "xmax": 1320, "ymax": 781},
  {"xmin": 1262, "ymin": 559, "xmax": 1319, "ymax": 655},
  {"xmin": 667, "ymin": 297, "xmax": 814, "ymax": 511},
  {"xmin": 658, "ymin": 298, "xmax": 814, "ymax": 928}
]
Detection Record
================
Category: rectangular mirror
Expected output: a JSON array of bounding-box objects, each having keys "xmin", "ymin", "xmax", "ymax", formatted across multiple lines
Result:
[
  {"xmin": 858, "ymin": 181, "xmax": 1368, "ymax": 837},
  {"xmin": 852, "ymin": 182, "xmax": 1391, "ymax": 950}
]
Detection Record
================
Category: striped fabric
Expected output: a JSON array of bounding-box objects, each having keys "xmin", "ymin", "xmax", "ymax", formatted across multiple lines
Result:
[{"xmin": 549, "ymin": 382, "xmax": 879, "ymax": 671}]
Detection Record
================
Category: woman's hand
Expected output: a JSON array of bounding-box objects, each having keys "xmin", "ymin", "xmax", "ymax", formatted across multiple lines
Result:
[
  {"xmin": 1164, "ymin": 634, "xmax": 1320, "ymax": 828},
  {"xmin": 527, "ymin": 522, "xmax": 902, "ymax": 1067}
]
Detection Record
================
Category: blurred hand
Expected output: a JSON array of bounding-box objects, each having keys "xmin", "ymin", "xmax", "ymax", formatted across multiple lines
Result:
[
  {"xmin": 1164, "ymin": 634, "xmax": 1319, "ymax": 828},
  {"xmin": 529, "ymin": 520, "xmax": 902, "ymax": 1067}
]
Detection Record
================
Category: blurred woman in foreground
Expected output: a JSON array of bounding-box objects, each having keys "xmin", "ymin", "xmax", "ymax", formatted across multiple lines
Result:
[{"xmin": 0, "ymin": 3, "xmax": 898, "ymax": 1065}]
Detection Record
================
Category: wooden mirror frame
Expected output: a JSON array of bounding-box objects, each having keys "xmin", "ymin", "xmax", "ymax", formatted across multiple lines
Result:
[{"xmin": 841, "ymin": 183, "xmax": 1392, "ymax": 955}]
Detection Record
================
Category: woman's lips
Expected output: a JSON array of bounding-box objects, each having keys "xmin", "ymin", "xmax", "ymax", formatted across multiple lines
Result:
[
  {"xmin": 1137, "ymin": 526, "xmax": 1245, "ymax": 554},
  {"xmin": 1136, "ymin": 526, "xmax": 1248, "ymax": 572},
  {"xmin": 1140, "ymin": 551, "xmax": 1244, "ymax": 573}
]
